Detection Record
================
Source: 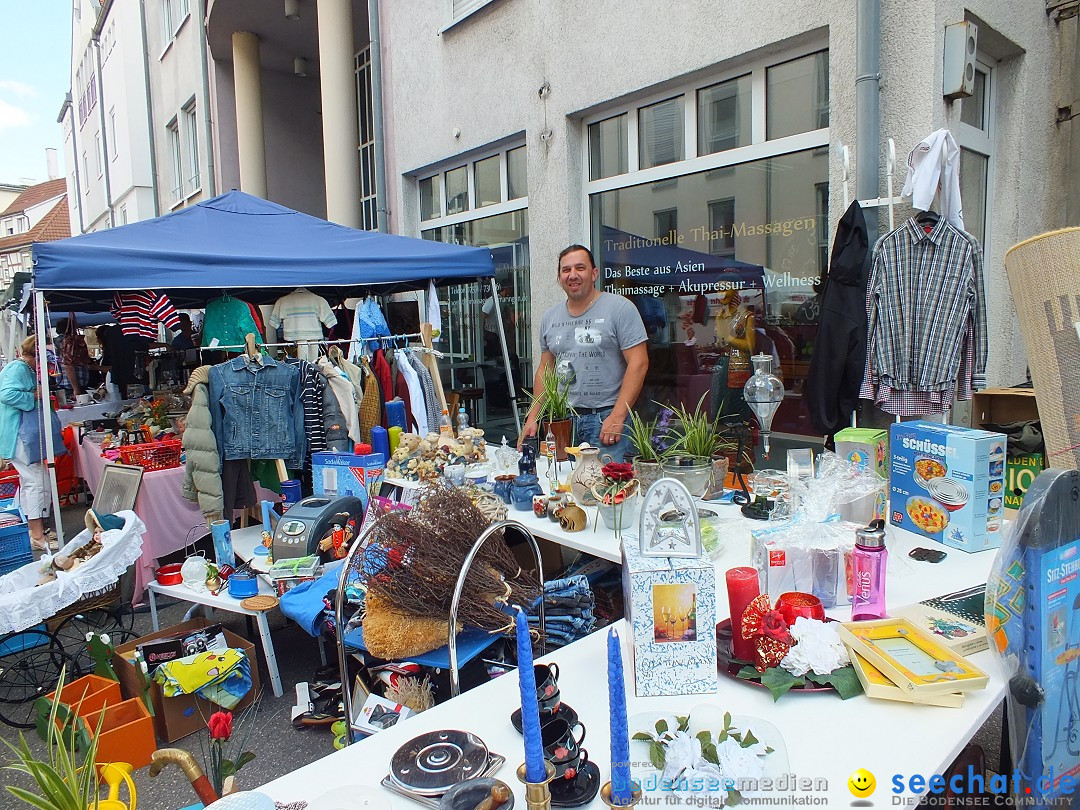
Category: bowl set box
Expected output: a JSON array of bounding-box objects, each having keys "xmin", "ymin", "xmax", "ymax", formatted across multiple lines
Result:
[
  {"xmin": 621, "ymin": 537, "xmax": 717, "ymax": 697},
  {"xmin": 888, "ymin": 421, "xmax": 1007, "ymax": 552},
  {"xmin": 312, "ymin": 450, "xmax": 385, "ymax": 501}
]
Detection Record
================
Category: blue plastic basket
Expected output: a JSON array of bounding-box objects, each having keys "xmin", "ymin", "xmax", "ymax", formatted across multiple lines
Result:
[
  {"xmin": 0, "ymin": 522, "xmax": 31, "ymax": 564},
  {"xmin": 0, "ymin": 551, "xmax": 32, "ymax": 577}
]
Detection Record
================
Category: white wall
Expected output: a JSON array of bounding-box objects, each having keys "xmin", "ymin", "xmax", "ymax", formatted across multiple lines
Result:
[{"xmin": 380, "ymin": 0, "xmax": 1064, "ymax": 390}]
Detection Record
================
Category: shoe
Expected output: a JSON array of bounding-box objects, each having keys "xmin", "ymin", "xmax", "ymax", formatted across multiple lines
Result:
[{"xmin": 30, "ymin": 536, "xmax": 54, "ymax": 552}]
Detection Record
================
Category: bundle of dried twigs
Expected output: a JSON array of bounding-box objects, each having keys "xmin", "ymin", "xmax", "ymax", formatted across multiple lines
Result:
[{"xmin": 359, "ymin": 483, "xmax": 540, "ymax": 631}]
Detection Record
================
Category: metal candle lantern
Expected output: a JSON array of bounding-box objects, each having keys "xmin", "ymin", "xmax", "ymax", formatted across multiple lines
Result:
[{"xmin": 742, "ymin": 354, "xmax": 784, "ymax": 457}]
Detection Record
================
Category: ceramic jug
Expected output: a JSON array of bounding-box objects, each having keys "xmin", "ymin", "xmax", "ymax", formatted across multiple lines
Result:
[
  {"xmin": 570, "ymin": 447, "xmax": 609, "ymax": 506},
  {"xmin": 558, "ymin": 502, "xmax": 587, "ymax": 532},
  {"xmin": 510, "ymin": 473, "xmax": 544, "ymax": 510},
  {"xmin": 518, "ymin": 442, "xmax": 537, "ymax": 476}
]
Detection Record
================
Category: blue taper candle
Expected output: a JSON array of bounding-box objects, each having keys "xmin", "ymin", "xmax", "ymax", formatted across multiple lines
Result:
[
  {"xmin": 516, "ymin": 608, "xmax": 547, "ymax": 783},
  {"xmin": 608, "ymin": 628, "xmax": 633, "ymax": 803}
]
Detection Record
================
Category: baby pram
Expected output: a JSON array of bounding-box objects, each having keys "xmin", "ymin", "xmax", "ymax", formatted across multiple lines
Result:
[{"xmin": 0, "ymin": 511, "xmax": 145, "ymax": 727}]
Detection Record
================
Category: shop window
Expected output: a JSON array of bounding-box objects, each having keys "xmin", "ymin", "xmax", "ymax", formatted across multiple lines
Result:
[
  {"xmin": 420, "ymin": 176, "xmax": 442, "ymax": 221},
  {"xmin": 654, "ymin": 209, "xmax": 678, "ymax": 243},
  {"xmin": 589, "ymin": 114, "xmax": 628, "ymax": 180},
  {"xmin": 639, "ymin": 96, "xmax": 684, "ymax": 169},
  {"xmin": 956, "ymin": 60, "xmax": 993, "ymax": 247},
  {"xmin": 590, "ymin": 148, "xmax": 828, "ymax": 438},
  {"xmin": 474, "ymin": 155, "xmax": 501, "ymax": 208},
  {"xmin": 766, "ymin": 50, "xmax": 829, "ymax": 139},
  {"xmin": 960, "ymin": 69, "xmax": 987, "ymax": 131},
  {"xmin": 697, "ymin": 75, "xmax": 751, "ymax": 156},
  {"xmin": 445, "ymin": 166, "xmax": 469, "ymax": 215},
  {"xmin": 507, "ymin": 145, "xmax": 527, "ymax": 200},
  {"xmin": 958, "ymin": 149, "xmax": 988, "ymax": 245}
]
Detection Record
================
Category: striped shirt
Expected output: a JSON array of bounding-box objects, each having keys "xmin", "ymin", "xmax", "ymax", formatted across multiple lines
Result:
[
  {"xmin": 268, "ymin": 288, "xmax": 337, "ymax": 341},
  {"xmin": 860, "ymin": 218, "xmax": 987, "ymax": 415},
  {"xmin": 284, "ymin": 357, "xmax": 327, "ymax": 465},
  {"xmin": 111, "ymin": 291, "xmax": 181, "ymax": 339}
]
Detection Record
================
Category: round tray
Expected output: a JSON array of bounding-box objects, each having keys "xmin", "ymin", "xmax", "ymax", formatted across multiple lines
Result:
[
  {"xmin": 389, "ymin": 730, "xmax": 489, "ymax": 797},
  {"xmin": 714, "ymin": 619, "xmax": 834, "ymax": 694}
]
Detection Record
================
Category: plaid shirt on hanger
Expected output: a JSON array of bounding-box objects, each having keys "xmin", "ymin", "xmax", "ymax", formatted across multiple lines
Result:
[{"xmin": 859, "ymin": 217, "xmax": 987, "ymax": 416}]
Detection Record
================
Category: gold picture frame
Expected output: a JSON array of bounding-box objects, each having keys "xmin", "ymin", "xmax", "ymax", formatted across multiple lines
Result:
[
  {"xmin": 839, "ymin": 617, "xmax": 989, "ymax": 697},
  {"xmin": 849, "ymin": 652, "xmax": 966, "ymax": 708}
]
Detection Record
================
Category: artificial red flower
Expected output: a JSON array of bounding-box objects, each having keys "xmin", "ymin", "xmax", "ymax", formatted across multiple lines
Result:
[
  {"xmin": 741, "ymin": 594, "xmax": 793, "ymax": 673},
  {"xmin": 208, "ymin": 711, "xmax": 233, "ymax": 740},
  {"xmin": 602, "ymin": 462, "xmax": 635, "ymax": 482}
]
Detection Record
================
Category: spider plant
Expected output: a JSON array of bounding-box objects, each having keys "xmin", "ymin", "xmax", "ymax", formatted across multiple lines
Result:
[
  {"xmin": 530, "ymin": 364, "xmax": 576, "ymax": 423},
  {"xmin": 626, "ymin": 409, "xmax": 667, "ymax": 463},
  {"xmin": 3, "ymin": 668, "xmax": 104, "ymax": 810},
  {"xmin": 665, "ymin": 394, "xmax": 724, "ymax": 460}
]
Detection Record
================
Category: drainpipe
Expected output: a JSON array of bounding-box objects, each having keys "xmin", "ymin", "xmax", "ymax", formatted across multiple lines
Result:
[
  {"xmin": 196, "ymin": 0, "xmax": 216, "ymax": 196},
  {"xmin": 92, "ymin": 35, "xmax": 115, "ymax": 228},
  {"xmin": 368, "ymin": 0, "xmax": 389, "ymax": 232},
  {"xmin": 58, "ymin": 94, "xmax": 86, "ymax": 233},
  {"xmin": 138, "ymin": 0, "xmax": 162, "ymax": 216},
  {"xmin": 855, "ymin": 0, "xmax": 881, "ymax": 240}
]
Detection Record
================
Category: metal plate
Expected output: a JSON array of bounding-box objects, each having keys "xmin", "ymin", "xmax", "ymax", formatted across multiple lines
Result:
[{"xmin": 389, "ymin": 730, "xmax": 489, "ymax": 796}]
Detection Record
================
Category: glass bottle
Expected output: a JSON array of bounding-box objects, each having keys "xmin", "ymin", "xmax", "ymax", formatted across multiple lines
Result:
[{"xmin": 850, "ymin": 519, "xmax": 888, "ymax": 621}]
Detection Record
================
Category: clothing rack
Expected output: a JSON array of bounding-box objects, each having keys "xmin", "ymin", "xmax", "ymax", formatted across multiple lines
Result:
[{"xmin": 198, "ymin": 334, "xmax": 442, "ymax": 358}]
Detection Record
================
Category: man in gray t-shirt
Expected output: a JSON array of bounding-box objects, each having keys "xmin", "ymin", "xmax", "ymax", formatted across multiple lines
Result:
[{"xmin": 520, "ymin": 244, "xmax": 648, "ymax": 462}]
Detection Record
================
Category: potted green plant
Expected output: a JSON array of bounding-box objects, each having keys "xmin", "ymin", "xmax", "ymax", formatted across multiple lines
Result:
[
  {"xmin": 626, "ymin": 409, "xmax": 667, "ymax": 492},
  {"xmin": 3, "ymin": 669, "xmax": 104, "ymax": 810},
  {"xmin": 661, "ymin": 394, "xmax": 729, "ymax": 496},
  {"xmin": 529, "ymin": 365, "xmax": 576, "ymax": 461}
]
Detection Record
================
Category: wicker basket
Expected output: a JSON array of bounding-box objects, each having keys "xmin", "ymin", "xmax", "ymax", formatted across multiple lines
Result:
[{"xmin": 117, "ymin": 439, "xmax": 182, "ymax": 472}]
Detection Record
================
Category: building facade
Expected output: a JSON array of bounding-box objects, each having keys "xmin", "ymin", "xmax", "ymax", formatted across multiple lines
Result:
[{"xmin": 0, "ymin": 179, "xmax": 70, "ymax": 287}]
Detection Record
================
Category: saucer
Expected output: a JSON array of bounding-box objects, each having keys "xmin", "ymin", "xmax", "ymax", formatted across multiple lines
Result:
[
  {"xmin": 510, "ymin": 702, "xmax": 578, "ymax": 734},
  {"xmin": 549, "ymin": 761, "xmax": 600, "ymax": 807}
]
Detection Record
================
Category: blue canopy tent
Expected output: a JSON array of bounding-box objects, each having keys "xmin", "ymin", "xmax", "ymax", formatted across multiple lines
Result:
[{"xmin": 29, "ymin": 191, "xmax": 517, "ymax": 542}]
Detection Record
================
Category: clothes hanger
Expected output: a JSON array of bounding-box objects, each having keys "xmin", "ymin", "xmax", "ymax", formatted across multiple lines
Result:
[
  {"xmin": 915, "ymin": 209, "xmax": 940, "ymax": 231},
  {"xmin": 244, "ymin": 332, "xmax": 262, "ymax": 365}
]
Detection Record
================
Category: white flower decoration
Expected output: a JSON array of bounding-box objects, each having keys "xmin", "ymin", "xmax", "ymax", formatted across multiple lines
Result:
[
  {"xmin": 714, "ymin": 736, "xmax": 767, "ymax": 784},
  {"xmin": 779, "ymin": 617, "xmax": 850, "ymax": 677},
  {"xmin": 660, "ymin": 730, "xmax": 702, "ymax": 784}
]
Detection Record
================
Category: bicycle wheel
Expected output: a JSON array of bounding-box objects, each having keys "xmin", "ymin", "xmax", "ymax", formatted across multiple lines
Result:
[
  {"xmin": 0, "ymin": 630, "xmax": 74, "ymax": 729},
  {"xmin": 53, "ymin": 609, "xmax": 125, "ymax": 675}
]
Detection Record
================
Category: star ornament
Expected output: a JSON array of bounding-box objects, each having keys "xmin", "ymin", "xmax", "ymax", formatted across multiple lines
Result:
[{"xmin": 740, "ymin": 594, "xmax": 793, "ymax": 672}]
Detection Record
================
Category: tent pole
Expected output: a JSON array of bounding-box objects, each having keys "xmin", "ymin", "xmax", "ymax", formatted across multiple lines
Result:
[
  {"xmin": 490, "ymin": 278, "xmax": 520, "ymax": 435},
  {"xmin": 33, "ymin": 291, "xmax": 65, "ymax": 548}
]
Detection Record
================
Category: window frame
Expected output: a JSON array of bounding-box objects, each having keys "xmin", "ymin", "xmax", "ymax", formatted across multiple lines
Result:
[
  {"xmin": 954, "ymin": 56, "xmax": 995, "ymax": 247},
  {"xmin": 182, "ymin": 99, "xmax": 200, "ymax": 197},
  {"xmin": 442, "ymin": 0, "xmax": 501, "ymax": 33},
  {"xmin": 418, "ymin": 142, "xmax": 528, "ymax": 229},
  {"xmin": 165, "ymin": 117, "xmax": 183, "ymax": 207},
  {"xmin": 108, "ymin": 108, "xmax": 118, "ymax": 159},
  {"xmin": 581, "ymin": 39, "xmax": 829, "ymax": 202}
]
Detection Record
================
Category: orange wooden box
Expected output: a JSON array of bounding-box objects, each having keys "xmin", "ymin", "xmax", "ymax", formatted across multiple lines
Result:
[
  {"xmin": 45, "ymin": 673, "xmax": 122, "ymax": 720},
  {"xmin": 83, "ymin": 698, "xmax": 156, "ymax": 771}
]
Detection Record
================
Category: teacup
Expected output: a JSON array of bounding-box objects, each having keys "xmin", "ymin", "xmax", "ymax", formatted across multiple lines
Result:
[
  {"xmin": 535, "ymin": 662, "xmax": 559, "ymax": 697},
  {"xmin": 552, "ymin": 747, "xmax": 589, "ymax": 782},
  {"xmin": 541, "ymin": 717, "xmax": 586, "ymax": 762},
  {"xmin": 538, "ymin": 687, "xmax": 562, "ymax": 724},
  {"xmin": 444, "ymin": 464, "xmax": 466, "ymax": 486},
  {"xmin": 76, "ymin": 393, "xmax": 92, "ymax": 406},
  {"xmin": 532, "ymin": 495, "xmax": 548, "ymax": 519}
]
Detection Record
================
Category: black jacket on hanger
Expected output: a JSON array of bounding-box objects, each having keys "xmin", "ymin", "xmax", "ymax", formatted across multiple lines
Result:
[{"xmin": 805, "ymin": 199, "xmax": 870, "ymax": 436}]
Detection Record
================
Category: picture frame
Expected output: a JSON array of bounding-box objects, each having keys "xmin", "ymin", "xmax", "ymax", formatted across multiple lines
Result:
[
  {"xmin": 638, "ymin": 477, "xmax": 703, "ymax": 559},
  {"xmin": 839, "ymin": 617, "xmax": 989, "ymax": 697},
  {"xmin": 849, "ymin": 651, "xmax": 965, "ymax": 708}
]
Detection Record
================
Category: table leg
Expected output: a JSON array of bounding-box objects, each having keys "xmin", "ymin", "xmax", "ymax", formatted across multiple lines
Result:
[
  {"xmin": 148, "ymin": 588, "xmax": 160, "ymax": 631},
  {"xmin": 256, "ymin": 612, "xmax": 283, "ymax": 697}
]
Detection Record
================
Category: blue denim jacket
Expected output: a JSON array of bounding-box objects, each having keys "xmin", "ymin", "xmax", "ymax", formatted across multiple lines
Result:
[{"xmin": 208, "ymin": 355, "xmax": 306, "ymax": 469}]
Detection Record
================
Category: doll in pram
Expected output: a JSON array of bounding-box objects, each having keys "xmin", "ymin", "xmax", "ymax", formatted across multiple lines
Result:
[{"xmin": 0, "ymin": 510, "xmax": 145, "ymax": 727}]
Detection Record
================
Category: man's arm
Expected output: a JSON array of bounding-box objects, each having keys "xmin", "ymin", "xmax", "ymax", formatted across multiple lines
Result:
[
  {"xmin": 518, "ymin": 350, "xmax": 555, "ymax": 448},
  {"xmin": 600, "ymin": 342, "xmax": 649, "ymax": 446}
]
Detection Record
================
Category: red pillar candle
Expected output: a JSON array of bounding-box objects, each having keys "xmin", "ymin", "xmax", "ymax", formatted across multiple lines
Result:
[{"xmin": 726, "ymin": 567, "xmax": 761, "ymax": 662}]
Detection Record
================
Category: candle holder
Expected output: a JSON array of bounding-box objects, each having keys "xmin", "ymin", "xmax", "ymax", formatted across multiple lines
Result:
[
  {"xmin": 517, "ymin": 761, "xmax": 556, "ymax": 810},
  {"xmin": 600, "ymin": 780, "xmax": 642, "ymax": 808}
]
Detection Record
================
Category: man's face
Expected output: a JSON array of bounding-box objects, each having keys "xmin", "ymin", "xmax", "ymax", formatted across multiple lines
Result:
[{"xmin": 558, "ymin": 250, "xmax": 599, "ymax": 302}]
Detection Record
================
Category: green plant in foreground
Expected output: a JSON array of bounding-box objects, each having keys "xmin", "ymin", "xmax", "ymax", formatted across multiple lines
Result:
[
  {"xmin": 3, "ymin": 669, "xmax": 104, "ymax": 810},
  {"xmin": 626, "ymin": 409, "xmax": 666, "ymax": 463},
  {"xmin": 530, "ymin": 364, "xmax": 576, "ymax": 423}
]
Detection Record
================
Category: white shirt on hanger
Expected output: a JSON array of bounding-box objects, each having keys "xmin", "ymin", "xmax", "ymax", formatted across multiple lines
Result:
[
  {"xmin": 395, "ymin": 351, "xmax": 429, "ymax": 437},
  {"xmin": 901, "ymin": 129, "xmax": 964, "ymax": 231}
]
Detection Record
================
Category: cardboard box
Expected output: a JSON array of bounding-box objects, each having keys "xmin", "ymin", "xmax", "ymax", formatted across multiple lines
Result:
[
  {"xmin": 622, "ymin": 538, "xmax": 716, "ymax": 697},
  {"xmin": 889, "ymin": 421, "xmax": 1007, "ymax": 552},
  {"xmin": 751, "ymin": 519, "xmax": 858, "ymax": 608},
  {"xmin": 350, "ymin": 693, "xmax": 414, "ymax": 737},
  {"xmin": 834, "ymin": 428, "xmax": 889, "ymax": 478},
  {"xmin": 112, "ymin": 618, "xmax": 260, "ymax": 743},
  {"xmin": 892, "ymin": 602, "xmax": 988, "ymax": 656},
  {"xmin": 312, "ymin": 451, "xmax": 385, "ymax": 501}
]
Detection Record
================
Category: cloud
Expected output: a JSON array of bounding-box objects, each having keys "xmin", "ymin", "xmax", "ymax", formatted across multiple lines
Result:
[
  {"xmin": 0, "ymin": 99, "xmax": 33, "ymax": 131},
  {"xmin": 0, "ymin": 80, "xmax": 36, "ymax": 98}
]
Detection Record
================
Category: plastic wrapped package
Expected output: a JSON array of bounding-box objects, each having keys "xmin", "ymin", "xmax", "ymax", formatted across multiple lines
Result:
[
  {"xmin": 751, "ymin": 516, "xmax": 859, "ymax": 607},
  {"xmin": 987, "ymin": 468, "xmax": 1080, "ymax": 801}
]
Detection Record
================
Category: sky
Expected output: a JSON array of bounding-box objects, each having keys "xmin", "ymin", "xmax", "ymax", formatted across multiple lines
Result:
[{"xmin": 0, "ymin": 1, "xmax": 71, "ymax": 185}]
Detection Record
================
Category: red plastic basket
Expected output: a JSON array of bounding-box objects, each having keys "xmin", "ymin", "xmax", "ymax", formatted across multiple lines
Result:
[
  {"xmin": 0, "ymin": 469, "xmax": 19, "ymax": 499},
  {"xmin": 117, "ymin": 439, "xmax": 182, "ymax": 472}
]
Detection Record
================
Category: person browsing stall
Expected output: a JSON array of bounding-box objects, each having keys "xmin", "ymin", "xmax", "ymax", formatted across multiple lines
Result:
[
  {"xmin": 0, "ymin": 336, "xmax": 67, "ymax": 551},
  {"xmin": 519, "ymin": 244, "xmax": 648, "ymax": 462}
]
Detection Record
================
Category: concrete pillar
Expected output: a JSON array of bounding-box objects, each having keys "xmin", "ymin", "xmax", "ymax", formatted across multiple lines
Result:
[
  {"xmin": 232, "ymin": 31, "xmax": 267, "ymax": 198},
  {"xmin": 317, "ymin": 0, "xmax": 362, "ymax": 228}
]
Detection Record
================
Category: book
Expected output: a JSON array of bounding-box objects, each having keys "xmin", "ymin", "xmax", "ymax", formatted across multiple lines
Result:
[{"xmin": 893, "ymin": 585, "xmax": 988, "ymax": 656}]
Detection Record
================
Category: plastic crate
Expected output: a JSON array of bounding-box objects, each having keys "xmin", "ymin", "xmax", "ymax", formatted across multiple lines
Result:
[
  {"xmin": 0, "ymin": 551, "xmax": 32, "ymax": 577},
  {"xmin": 0, "ymin": 521, "xmax": 30, "ymax": 562},
  {"xmin": 117, "ymin": 439, "xmax": 182, "ymax": 472},
  {"xmin": 0, "ymin": 469, "xmax": 19, "ymax": 499}
]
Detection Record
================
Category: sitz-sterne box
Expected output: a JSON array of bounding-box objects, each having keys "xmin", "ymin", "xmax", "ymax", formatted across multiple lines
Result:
[
  {"xmin": 622, "ymin": 538, "xmax": 716, "ymax": 697},
  {"xmin": 312, "ymin": 451, "xmax": 385, "ymax": 503},
  {"xmin": 889, "ymin": 422, "xmax": 1007, "ymax": 552}
]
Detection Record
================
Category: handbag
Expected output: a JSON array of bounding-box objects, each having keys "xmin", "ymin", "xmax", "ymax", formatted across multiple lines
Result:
[{"xmin": 60, "ymin": 314, "xmax": 93, "ymax": 368}]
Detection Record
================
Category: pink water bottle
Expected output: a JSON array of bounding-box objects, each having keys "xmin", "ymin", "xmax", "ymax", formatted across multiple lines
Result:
[{"xmin": 851, "ymin": 519, "xmax": 888, "ymax": 621}]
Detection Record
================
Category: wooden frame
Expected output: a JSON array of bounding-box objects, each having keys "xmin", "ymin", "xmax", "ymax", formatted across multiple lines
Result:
[
  {"xmin": 849, "ymin": 651, "xmax": 965, "ymax": 708},
  {"xmin": 839, "ymin": 617, "xmax": 988, "ymax": 697}
]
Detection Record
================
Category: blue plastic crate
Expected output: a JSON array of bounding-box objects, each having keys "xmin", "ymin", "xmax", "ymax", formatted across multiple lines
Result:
[
  {"xmin": 0, "ymin": 551, "xmax": 32, "ymax": 577},
  {"xmin": 0, "ymin": 521, "xmax": 30, "ymax": 562}
]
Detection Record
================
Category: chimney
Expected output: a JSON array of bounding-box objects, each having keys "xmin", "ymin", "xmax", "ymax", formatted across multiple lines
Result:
[{"xmin": 45, "ymin": 148, "xmax": 59, "ymax": 180}]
